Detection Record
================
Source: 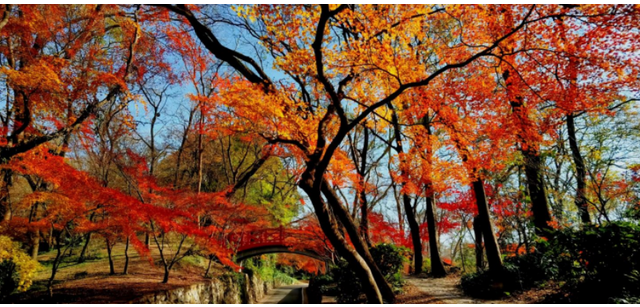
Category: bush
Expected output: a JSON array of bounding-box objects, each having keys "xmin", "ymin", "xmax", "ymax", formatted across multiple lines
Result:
[
  {"xmin": 461, "ymin": 240, "xmax": 555, "ymax": 299},
  {"xmin": 503, "ymin": 250, "xmax": 557, "ymax": 289},
  {"xmin": 546, "ymin": 222, "xmax": 640, "ymax": 302},
  {"xmin": 462, "ymin": 222, "xmax": 640, "ymax": 302},
  {"xmin": 333, "ymin": 260, "xmax": 363, "ymax": 303},
  {"xmin": 0, "ymin": 236, "xmax": 41, "ymax": 299},
  {"xmin": 370, "ymin": 243, "xmax": 407, "ymax": 279},
  {"xmin": 331, "ymin": 243, "xmax": 408, "ymax": 303},
  {"xmin": 460, "ymin": 263, "xmax": 521, "ymax": 299},
  {"xmin": 308, "ymin": 272, "xmax": 336, "ymax": 303}
]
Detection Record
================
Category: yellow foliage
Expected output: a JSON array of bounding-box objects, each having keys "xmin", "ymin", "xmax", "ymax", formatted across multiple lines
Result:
[{"xmin": 0, "ymin": 236, "xmax": 41, "ymax": 293}]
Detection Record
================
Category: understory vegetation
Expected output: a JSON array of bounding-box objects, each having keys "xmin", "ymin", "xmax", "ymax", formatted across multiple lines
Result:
[
  {"xmin": 309, "ymin": 243, "xmax": 408, "ymax": 303},
  {"xmin": 461, "ymin": 221, "xmax": 640, "ymax": 303}
]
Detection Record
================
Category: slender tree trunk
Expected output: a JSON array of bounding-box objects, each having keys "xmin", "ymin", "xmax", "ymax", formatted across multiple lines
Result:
[
  {"xmin": 204, "ymin": 255, "xmax": 213, "ymax": 277},
  {"xmin": 48, "ymin": 231, "xmax": 66, "ymax": 297},
  {"xmin": 426, "ymin": 196, "xmax": 447, "ymax": 277},
  {"xmin": 28, "ymin": 202, "xmax": 40, "ymax": 260},
  {"xmin": 403, "ymin": 194, "xmax": 424, "ymax": 275},
  {"xmin": 46, "ymin": 225, "xmax": 54, "ymax": 251},
  {"xmin": 422, "ymin": 113, "xmax": 446, "ymax": 276},
  {"xmin": 78, "ymin": 233, "xmax": 92, "ymax": 263},
  {"xmin": 78, "ymin": 211, "xmax": 97, "ymax": 263},
  {"xmin": 567, "ymin": 113, "xmax": 591, "ymax": 225},
  {"xmin": 473, "ymin": 217, "xmax": 484, "ymax": 271},
  {"xmin": 162, "ymin": 265, "xmax": 170, "ymax": 283},
  {"xmin": 300, "ymin": 177, "xmax": 383, "ymax": 304},
  {"xmin": 460, "ymin": 236, "xmax": 467, "ymax": 272},
  {"xmin": 472, "ymin": 180, "xmax": 504, "ymax": 272},
  {"xmin": 360, "ymin": 193, "xmax": 371, "ymax": 247},
  {"xmin": 48, "ymin": 244, "xmax": 62, "ymax": 297},
  {"xmin": 106, "ymin": 238, "xmax": 115, "ymax": 275},
  {"xmin": 0, "ymin": 170, "xmax": 12, "ymax": 222},
  {"xmin": 358, "ymin": 125, "xmax": 371, "ymax": 246},
  {"xmin": 30, "ymin": 230, "xmax": 40, "ymax": 260},
  {"xmin": 197, "ymin": 110, "xmax": 204, "ymax": 193},
  {"xmin": 390, "ymin": 106, "xmax": 425, "ymax": 275},
  {"xmin": 123, "ymin": 236, "xmax": 130, "ymax": 275}
]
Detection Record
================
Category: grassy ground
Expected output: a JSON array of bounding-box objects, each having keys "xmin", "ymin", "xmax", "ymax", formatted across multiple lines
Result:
[{"xmin": 7, "ymin": 236, "xmax": 226, "ymax": 303}]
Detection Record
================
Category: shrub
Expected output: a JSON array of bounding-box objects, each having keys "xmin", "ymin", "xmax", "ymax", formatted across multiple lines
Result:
[
  {"xmin": 546, "ymin": 222, "xmax": 640, "ymax": 302},
  {"xmin": 308, "ymin": 272, "xmax": 340, "ymax": 303},
  {"xmin": 0, "ymin": 236, "xmax": 41, "ymax": 299},
  {"xmin": 331, "ymin": 243, "xmax": 409, "ymax": 303},
  {"xmin": 460, "ymin": 263, "xmax": 521, "ymax": 299},
  {"xmin": 370, "ymin": 243, "xmax": 408, "ymax": 279},
  {"xmin": 462, "ymin": 222, "xmax": 640, "ymax": 302},
  {"xmin": 333, "ymin": 260, "xmax": 363, "ymax": 303},
  {"xmin": 503, "ymin": 250, "xmax": 557, "ymax": 289}
]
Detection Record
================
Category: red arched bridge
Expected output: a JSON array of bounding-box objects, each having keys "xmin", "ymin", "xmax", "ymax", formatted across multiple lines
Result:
[{"xmin": 230, "ymin": 226, "xmax": 331, "ymax": 263}]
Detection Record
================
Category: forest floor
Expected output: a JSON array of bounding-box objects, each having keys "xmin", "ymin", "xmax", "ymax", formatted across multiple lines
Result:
[
  {"xmin": 6, "ymin": 240, "xmax": 224, "ymax": 303},
  {"xmin": 403, "ymin": 274, "xmax": 558, "ymax": 304}
]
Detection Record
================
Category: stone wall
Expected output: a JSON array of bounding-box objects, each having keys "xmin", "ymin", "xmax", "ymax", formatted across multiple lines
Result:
[{"xmin": 137, "ymin": 272, "xmax": 294, "ymax": 304}]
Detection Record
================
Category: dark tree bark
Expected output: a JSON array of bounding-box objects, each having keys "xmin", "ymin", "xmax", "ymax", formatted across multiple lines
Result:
[
  {"xmin": 162, "ymin": 265, "xmax": 172, "ymax": 283},
  {"xmin": 320, "ymin": 179, "xmax": 395, "ymax": 302},
  {"xmin": 123, "ymin": 236, "xmax": 130, "ymax": 275},
  {"xmin": 357, "ymin": 126, "xmax": 372, "ymax": 247},
  {"xmin": 426, "ymin": 195, "xmax": 447, "ymax": 276},
  {"xmin": 105, "ymin": 238, "xmax": 115, "ymax": 275},
  {"xmin": 472, "ymin": 180, "xmax": 504, "ymax": 272},
  {"xmin": 566, "ymin": 113, "xmax": 591, "ymax": 225},
  {"xmin": 521, "ymin": 149, "xmax": 553, "ymax": 236},
  {"xmin": 473, "ymin": 216, "xmax": 485, "ymax": 271},
  {"xmin": 504, "ymin": 69, "xmax": 553, "ymax": 237},
  {"xmin": 389, "ymin": 106, "xmax": 425, "ymax": 275},
  {"xmin": 27, "ymin": 199, "xmax": 41, "ymax": 259},
  {"xmin": 299, "ymin": 176, "xmax": 383, "ymax": 303},
  {"xmin": 422, "ymin": 115, "xmax": 447, "ymax": 277},
  {"xmin": 403, "ymin": 193, "xmax": 424, "ymax": 275}
]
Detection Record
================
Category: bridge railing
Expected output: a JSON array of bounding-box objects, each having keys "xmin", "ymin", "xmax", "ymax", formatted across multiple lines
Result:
[{"xmin": 228, "ymin": 226, "xmax": 330, "ymax": 261}]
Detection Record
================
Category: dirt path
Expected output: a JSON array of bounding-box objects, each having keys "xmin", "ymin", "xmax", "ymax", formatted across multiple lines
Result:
[{"xmin": 405, "ymin": 275, "xmax": 512, "ymax": 304}]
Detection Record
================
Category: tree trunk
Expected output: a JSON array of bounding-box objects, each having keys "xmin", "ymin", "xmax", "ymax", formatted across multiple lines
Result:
[
  {"xmin": 357, "ymin": 125, "xmax": 372, "ymax": 247},
  {"xmin": 426, "ymin": 196, "xmax": 447, "ymax": 277},
  {"xmin": 48, "ymin": 245, "xmax": 61, "ymax": 297},
  {"xmin": 566, "ymin": 113, "xmax": 591, "ymax": 225},
  {"xmin": 30, "ymin": 230, "xmax": 40, "ymax": 260},
  {"xmin": 504, "ymin": 67, "xmax": 554, "ymax": 237},
  {"xmin": 106, "ymin": 239, "xmax": 115, "ymax": 275},
  {"xmin": 48, "ymin": 231, "xmax": 65, "ymax": 297},
  {"xmin": 472, "ymin": 180, "xmax": 504, "ymax": 273},
  {"xmin": 204, "ymin": 255, "xmax": 213, "ymax": 277},
  {"xmin": 320, "ymin": 179, "xmax": 395, "ymax": 302},
  {"xmin": 473, "ymin": 216, "xmax": 484, "ymax": 271},
  {"xmin": 28, "ymin": 201, "xmax": 40, "ymax": 260},
  {"xmin": 390, "ymin": 106, "xmax": 425, "ymax": 276},
  {"xmin": 0, "ymin": 170, "xmax": 12, "ymax": 222},
  {"xmin": 403, "ymin": 193, "xmax": 424, "ymax": 275},
  {"xmin": 46, "ymin": 225, "xmax": 54, "ymax": 251},
  {"xmin": 300, "ymin": 177, "xmax": 383, "ymax": 304},
  {"xmin": 78, "ymin": 232, "xmax": 92, "ymax": 263},
  {"xmin": 522, "ymin": 149, "xmax": 553, "ymax": 236},
  {"xmin": 162, "ymin": 265, "xmax": 170, "ymax": 283},
  {"xmin": 123, "ymin": 236, "xmax": 130, "ymax": 275}
]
